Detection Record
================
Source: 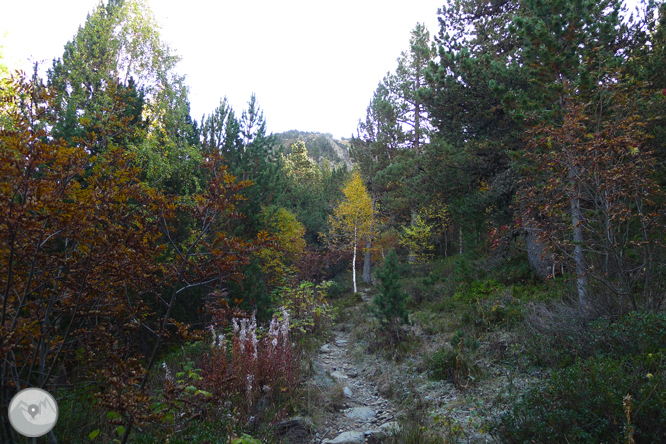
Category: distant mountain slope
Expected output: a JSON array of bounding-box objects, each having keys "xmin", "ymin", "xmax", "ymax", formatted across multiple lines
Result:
[{"xmin": 275, "ymin": 130, "xmax": 352, "ymax": 169}]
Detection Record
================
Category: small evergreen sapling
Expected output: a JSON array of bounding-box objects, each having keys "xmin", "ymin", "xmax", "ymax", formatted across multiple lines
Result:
[{"xmin": 372, "ymin": 250, "xmax": 409, "ymax": 337}]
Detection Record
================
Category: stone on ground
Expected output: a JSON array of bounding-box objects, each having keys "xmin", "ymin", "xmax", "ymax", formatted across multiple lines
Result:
[
  {"xmin": 368, "ymin": 421, "xmax": 400, "ymax": 440},
  {"xmin": 322, "ymin": 431, "xmax": 365, "ymax": 444},
  {"xmin": 345, "ymin": 406, "xmax": 376, "ymax": 420},
  {"xmin": 330, "ymin": 370, "xmax": 348, "ymax": 380},
  {"xmin": 345, "ymin": 368, "xmax": 359, "ymax": 378}
]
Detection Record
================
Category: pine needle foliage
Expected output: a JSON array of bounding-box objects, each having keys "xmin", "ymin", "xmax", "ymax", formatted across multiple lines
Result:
[{"xmin": 372, "ymin": 249, "xmax": 409, "ymax": 335}]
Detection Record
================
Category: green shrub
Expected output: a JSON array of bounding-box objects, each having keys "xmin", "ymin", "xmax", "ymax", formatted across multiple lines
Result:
[
  {"xmin": 422, "ymin": 270, "xmax": 443, "ymax": 287},
  {"xmin": 372, "ymin": 250, "xmax": 409, "ymax": 333},
  {"xmin": 133, "ymin": 419, "xmax": 233, "ymax": 443},
  {"xmin": 432, "ymin": 280, "xmax": 524, "ymax": 332},
  {"xmin": 453, "ymin": 256, "xmax": 479, "ymax": 284},
  {"xmin": 424, "ymin": 347, "xmax": 458, "ymax": 381},
  {"xmin": 491, "ymin": 352, "xmax": 666, "ymax": 443},
  {"xmin": 411, "ymin": 310, "xmax": 451, "ymax": 335},
  {"xmin": 490, "ymin": 252, "xmax": 539, "ymax": 286},
  {"xmin": 450, "ymin": 329, "xmax": 479, "ymax": 350},
  {"xmin": 275, "ymin": 280, "xmax": 336, "ymax": 343},
  {"xmin": 602, "ymin": 312, "xmax": 666, "ymax": 357},
  {"xmin": 425, "ymin": 330, "xmax": 481, "ymax": 384},
  {"xmin": 424, "ymin": 346, "xmax": 481, "ymax": 386},
  {"xmin": 407, "ymin": 270, "xmax": 447, "ymax": 306},
  {"xmin": 471, "ymin": 296, "xmax": 525, "ymax": 331},
  {"xmin": 431, "ymin": 297, "xmax": 452, "ymax": 313},
  {"xmin": 326, "ymin": 280, "xmax": 343, "ymax": 299},
  {"xmin": 525, "ymin": 311, "xmax": 666, "ymax": 368},
  {"xmin": 52, "ymin": 387, "xmax": 101, "ymax": 444},
  {"xmin": 453, "ymin": 278, "xmax": 502, "ymax": 302}
]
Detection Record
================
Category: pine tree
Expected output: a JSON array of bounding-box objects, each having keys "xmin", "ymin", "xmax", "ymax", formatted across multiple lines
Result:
[
  {"xmin": 45, "ymin": 0, "xmax": 204, "ymax": 195},
  {"xmin": 395, "ymin": 23, "xmax": 435, "ymax": 154},
  {"xmin": 280, "ymin": 141, "xmax": 349, "ymax": 244},
  {"xmin": 201, "ymin": 95, "xmax": 285, "ymax": 236},
  {"xmin": 507, "ymin": 0, "xmax": 657, "ymax": 309},
  {"xmin": 351, "ymin": 24, "xmax": 436, "ymax": 266},
  {"xmin": 372, "ymin": 249, "xmax": 409, "ymax": 336}
]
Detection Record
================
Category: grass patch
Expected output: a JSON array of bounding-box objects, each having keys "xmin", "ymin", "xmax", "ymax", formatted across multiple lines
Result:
[{"xmin": 411, "ymin": 310, "xmax": 454, "ymax": 335}]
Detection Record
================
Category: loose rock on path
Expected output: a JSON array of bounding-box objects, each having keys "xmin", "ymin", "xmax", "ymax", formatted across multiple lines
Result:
[{"xmin": 309, "ymin": 309, "xmax": 401, "ymax": 444}]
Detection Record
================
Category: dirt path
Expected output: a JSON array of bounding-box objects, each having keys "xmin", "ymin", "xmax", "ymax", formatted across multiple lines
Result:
[
  {"xmin": 309, "ymin": 329, "xmax": 400, "ymax": 444},
  {"xmin": 304, "ymin": 292, "xmax": 401, "ymax": 444},
  {"xmin": 291, "ymin": 289, "xmax": 500, "ymax": 444}
]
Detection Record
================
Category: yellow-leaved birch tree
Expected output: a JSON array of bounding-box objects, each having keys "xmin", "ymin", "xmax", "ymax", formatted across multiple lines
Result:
[{"xmin": 324, "ymin": 171, "xmax": 374, "ymax": 293}]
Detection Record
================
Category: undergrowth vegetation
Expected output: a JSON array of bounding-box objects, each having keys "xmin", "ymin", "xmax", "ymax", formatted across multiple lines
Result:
[
  {"xmin": 360, "ymin": 249, "xmax": 666, "ymax": 444},
  {"xmin": 51, "ymin": 280, "xmax": 335, "ymax": 443},
  {"xmin": 493, "ymin": 351, "xmax": 666, "ymax": 443},
  {"xmin": 490, "ymin": 311, "xmax": 666, "ymax": 443}
]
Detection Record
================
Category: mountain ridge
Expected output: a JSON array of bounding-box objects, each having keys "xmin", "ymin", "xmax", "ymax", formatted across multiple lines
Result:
[{"xmin": 274, "ymin": 130, "xmax": 353, "ymax": 169}]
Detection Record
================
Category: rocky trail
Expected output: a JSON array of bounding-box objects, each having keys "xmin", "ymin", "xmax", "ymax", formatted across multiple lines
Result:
[
  {"xmin": 275, "ymin": 286, "xmax": 517, "ymax": 444},
  {"xmin": 277, "ymin": 285, "xmax": 514, "ymax": 444},
  {"xmin": 309, "ymin": 328, "xmax": 400, "ymax": 444},
  {"xmin": 296, "ymin": 291, "xmax": 400, "ymax": 444}
]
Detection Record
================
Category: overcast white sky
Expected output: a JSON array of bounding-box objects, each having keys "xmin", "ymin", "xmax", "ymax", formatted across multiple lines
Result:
[{"xmin": 1, "ymin": 1, "xmax": 443, "ymax": 139}]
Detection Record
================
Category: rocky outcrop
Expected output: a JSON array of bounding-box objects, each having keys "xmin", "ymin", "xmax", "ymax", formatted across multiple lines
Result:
[{"xmin": 274, "ymin": 130, "xmax": 352, "ymax": 169}]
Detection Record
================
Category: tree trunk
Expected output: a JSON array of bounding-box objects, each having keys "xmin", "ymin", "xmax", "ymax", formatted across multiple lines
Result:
[
  {"xmin": 571, "ymin": 181, "xmax": 590, "ymax": 314},
  {"xmin": 524, "ymin": 227, "xmax": 554, "ymax": 279},
  {"xmin": 362, "ymin": 241, "xmax": 372, "ymax": 284},
  {"xmin": 408, "ymin": 209, "xmax": 417, "ymax": 263},
  {"xmin": 352, "ymin": 228, "xmax": 357, "ymax": 293},
  {"xmin": 414, "ymin": 73, "xmax": 421, "ymax": 155},
  {"xmin": 459, "ymin": 226, "xmax": 463, "ymax": 255}
]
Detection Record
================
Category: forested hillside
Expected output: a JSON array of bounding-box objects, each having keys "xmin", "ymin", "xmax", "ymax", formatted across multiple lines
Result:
[
  {"xmin": 1, "ymin": 0, "xmax": 666, "ymax": 443},
  {"xmin": 275, "ymin": 131, "xmax": 353, "ymax": 169}
]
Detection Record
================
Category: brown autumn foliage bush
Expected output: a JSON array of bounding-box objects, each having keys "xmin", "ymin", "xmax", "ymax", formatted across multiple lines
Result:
[
  {"xmin": 0, "ymin": 75, "xmax": 266, "ymax": 443},
  {"xmin": 200, "ymin": 309, "xmax": 299, "ymax": 424}
]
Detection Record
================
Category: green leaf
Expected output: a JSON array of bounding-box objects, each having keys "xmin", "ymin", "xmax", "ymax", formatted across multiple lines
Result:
[
  {"xmin": 88, "ymin": 429, "xmax": 100, "ymax": 440},
  {"xmin": 116, "ymin": 426, "xmax": 126, "ymax": 436},
  {"xmin": 106, "ymin": 411, "xmax": 121, "ymax": 420}
]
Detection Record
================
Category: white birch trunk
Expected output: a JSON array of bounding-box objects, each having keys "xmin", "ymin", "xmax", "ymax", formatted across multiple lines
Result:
[{"xmin": 352, "ymin": 226, "xmax": 357, "ymax": 293}]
